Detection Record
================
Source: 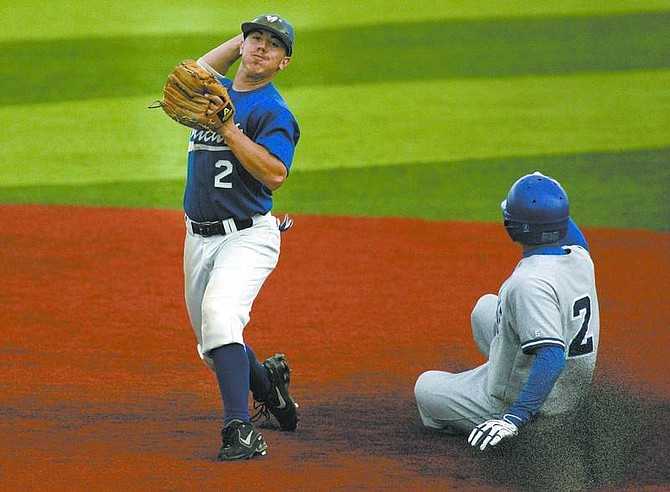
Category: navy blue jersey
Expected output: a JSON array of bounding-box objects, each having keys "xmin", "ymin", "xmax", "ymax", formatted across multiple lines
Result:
[{"xmin": 183, "ymin": 79, "xmax": 300, "ymax": 221}]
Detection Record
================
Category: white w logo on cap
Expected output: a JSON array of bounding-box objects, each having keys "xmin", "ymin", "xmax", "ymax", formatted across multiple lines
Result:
[{"xmin": 266, "ymin": 15, "xmax": 280, "ymax": 22}]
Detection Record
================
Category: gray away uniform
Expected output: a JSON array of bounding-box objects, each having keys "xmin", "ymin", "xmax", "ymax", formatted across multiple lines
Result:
[{"xmin": 415, "ymin": 245, "xmax": 599, "ymax": 432}]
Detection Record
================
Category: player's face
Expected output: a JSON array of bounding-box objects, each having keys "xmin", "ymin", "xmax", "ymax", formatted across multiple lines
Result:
[{"xmin": 241, "ymin": 30, "xmax": 290, "ymax": 77}]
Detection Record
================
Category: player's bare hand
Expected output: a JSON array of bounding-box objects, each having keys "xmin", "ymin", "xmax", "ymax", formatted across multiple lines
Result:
[
  {"xmin": 204, "ymin": 94, "xmax": 224, "ymax": 115},
  {"xmin": 468, "ymin": 418, "xmax": 518, "ymax": 451}
]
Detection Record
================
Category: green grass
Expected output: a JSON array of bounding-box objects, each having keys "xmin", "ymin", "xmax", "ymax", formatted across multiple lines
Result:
[
  {"xmin": 4, "ymin": 1, "xmax": 669, "ymax": 41},
  {"xmin": 3, "ymin": 148, "xmax": 667, "ymax": 230},
  {"xmin": 290, "ymin": 71, "xmax": 670, "ymax": 171},
  {"xmin": 1, "ymin": 3, "xmax": 669, "ymax": 231},
  {"xmin": 2, "ymin": 12, "xmax": 669, "ymax": 106},
  {"xmin": 1, "ymin": 70, "xmax": 667, "ymax": 188}
]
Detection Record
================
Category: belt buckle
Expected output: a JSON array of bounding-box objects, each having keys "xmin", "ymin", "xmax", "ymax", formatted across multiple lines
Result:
[{"xmin": 192, "ymin": 221, "xmax": 216, "ymax": 237}]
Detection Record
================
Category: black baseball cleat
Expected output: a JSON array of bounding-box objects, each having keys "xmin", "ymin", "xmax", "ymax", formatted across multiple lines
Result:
[
  {"xmin": 252, "ymin": 354, "xmax": 299, "ymax": 431},
  {"xmin": 217, "ymin": 419, "xmax": 267, "ymax": 461}
]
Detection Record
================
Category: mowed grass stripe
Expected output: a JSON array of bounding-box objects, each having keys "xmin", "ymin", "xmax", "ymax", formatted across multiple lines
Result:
[
  {"xmin": 291, "ymin": 70, "xmax": 670, "ymax": 171},
  {"xmin": 1, "ymin": 70, "xmax": 668, "ymax": 185},
  {"xmin": 4, "ymin": 0, "xmax": 668, "ymax": 41},
  {"xmin": 1, "ymin": 148, "xmax": 667, "ymax": 230},
  {"xmin": 279, "ymin": 149, "xmax": 670, "ymax": 230},
  {"xmin": 1, "ymin": 11, "xmax": 668, "ymax": 106}
]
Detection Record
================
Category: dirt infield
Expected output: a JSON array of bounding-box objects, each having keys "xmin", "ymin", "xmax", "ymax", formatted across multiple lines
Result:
[{"xmin": 1, "ymin": 205, "xmax": 667, "ymax": 491}]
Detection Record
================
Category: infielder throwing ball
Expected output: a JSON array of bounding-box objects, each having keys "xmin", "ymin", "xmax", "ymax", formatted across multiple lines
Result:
[
  {"xmin": 414, "ymin": 172, "xmax": 600, "ymax": 451},
  {"xmin": 155, "ymin": 14, "xmax": 300, "ymax": 461}
]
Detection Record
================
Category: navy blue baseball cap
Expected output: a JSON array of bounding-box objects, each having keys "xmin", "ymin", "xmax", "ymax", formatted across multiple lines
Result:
[{"xmin": 241, "ymin": 14, "xmax": 294, "ymax": 56}]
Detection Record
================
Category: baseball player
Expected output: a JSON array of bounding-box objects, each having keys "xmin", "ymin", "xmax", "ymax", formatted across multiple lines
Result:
[
  {"xmin": 179, "ymin": 14, "xmax": 300, "ymax": 461},
  {"xmin": 414, "ymin": 172, "xmax": 600, "ymax": 451}
]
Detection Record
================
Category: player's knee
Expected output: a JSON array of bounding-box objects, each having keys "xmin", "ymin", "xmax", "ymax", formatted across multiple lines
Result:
[
  {"xmin": 200, "ymin": 298, "xmax": 248, "ymax": 350},
  {"xmin": 471, "ymin": 294, "xmax": 498, "ymax": 324},
  {"xmin": 414, "ymin": 372, "xmax": 446, "ymax": 428},
  {"xmin": 414, "ymin": 370, "xmax": 438, "ymax": 403},
  {"xmin": 471, "ymin": 294, "xmax": 498, "ymax": 355}
]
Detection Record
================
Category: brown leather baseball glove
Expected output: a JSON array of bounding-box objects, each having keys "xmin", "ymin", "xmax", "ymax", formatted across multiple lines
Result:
[{"xmin": 151, "ymin": 59, "xmax": 234, "ymax": 133}]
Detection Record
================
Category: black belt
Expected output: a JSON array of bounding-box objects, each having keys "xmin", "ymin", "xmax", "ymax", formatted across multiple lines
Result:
[{"xmin": 189, "ymin": 217, "xmax": 253, "ymax": 237}]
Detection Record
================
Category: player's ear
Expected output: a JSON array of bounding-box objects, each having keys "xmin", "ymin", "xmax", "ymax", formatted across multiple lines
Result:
[{"xmin": 278, "ymin": 56, "xmax": 290, "ymax": 70}]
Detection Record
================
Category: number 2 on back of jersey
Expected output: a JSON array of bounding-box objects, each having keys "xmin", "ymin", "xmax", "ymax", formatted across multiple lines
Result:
[
  {"xmin": 568, "ymin": 295, "xmax": 594, "ymax": 357},
  {"xmin": 215, "ymin": 160, "xmax": 233, "ymax": 188}
]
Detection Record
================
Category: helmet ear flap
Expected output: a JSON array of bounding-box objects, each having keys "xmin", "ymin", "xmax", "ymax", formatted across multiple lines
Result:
[
  {"xmin": 504, "ymin": 220, "xmax": 567, "ymax": 244},
  {"xmin": 503, "ymin": 219, "xmax": 525, "ymax": 240}
]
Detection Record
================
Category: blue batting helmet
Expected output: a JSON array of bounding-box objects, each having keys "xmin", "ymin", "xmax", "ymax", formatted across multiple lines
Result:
[{"xmin": 501, "ymin": 172, "xmax": 570, "ymax": 245}]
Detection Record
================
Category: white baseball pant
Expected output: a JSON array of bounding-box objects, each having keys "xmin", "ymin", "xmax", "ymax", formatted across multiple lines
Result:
[
  {"xmin": 183, "ymin": 213, "xmax": 280, "ymax": 370},
  {"xmin": 414, "ymin": 294, "xmax": 505, "ymax": 432}
]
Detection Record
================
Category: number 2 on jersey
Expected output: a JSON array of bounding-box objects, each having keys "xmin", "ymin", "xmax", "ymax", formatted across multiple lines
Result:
[
  {"xmin": 214, "ymin": 159, "xmax": 233, "ymax": 188},
  {"xmin": 568, "ymin": 295, "xmax": 594, "ymax": 357}
]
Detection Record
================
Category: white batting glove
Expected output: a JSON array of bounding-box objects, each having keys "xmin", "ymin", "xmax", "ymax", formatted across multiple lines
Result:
[{"xmin": 468, "ymin": 416, "xmax": 519, "ymax": 451}]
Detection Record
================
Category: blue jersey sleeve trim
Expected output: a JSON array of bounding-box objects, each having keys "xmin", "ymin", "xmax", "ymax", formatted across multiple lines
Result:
[{"xmin": 505, "ymin": 346, "xmax": 565, "ymax": 425}]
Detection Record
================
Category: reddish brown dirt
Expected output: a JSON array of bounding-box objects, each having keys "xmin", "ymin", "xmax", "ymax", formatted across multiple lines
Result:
[{"xmin": 0, "ymin": 205, "xmax": 667, "ymax": 491}]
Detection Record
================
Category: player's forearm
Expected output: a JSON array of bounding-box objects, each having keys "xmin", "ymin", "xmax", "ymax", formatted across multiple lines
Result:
[
  {"xmin": 221, "ymin": 124, "xmax": 287, "ymax": 191},
  {"xmin": 199, "ymin": 34, "xmax": 245, "ymax": 76},
  {"xmin": 505, "ymin": 345, "xmax": 565, "ymax": 425}
]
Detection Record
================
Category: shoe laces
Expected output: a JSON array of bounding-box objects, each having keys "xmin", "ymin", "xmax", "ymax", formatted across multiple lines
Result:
[
  {"xmin": 221, "ymin": 420, "xmax": 244, "ymax": 445},
  {"xmin": 250, "ymin": 400, "xmax": 272, "ymax": 424}
]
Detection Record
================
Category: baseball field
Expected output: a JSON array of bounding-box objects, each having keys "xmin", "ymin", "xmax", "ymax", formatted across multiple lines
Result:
[{"xmin": 1, "ymin": 1, "xmax": 668, "ymax": 490}]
